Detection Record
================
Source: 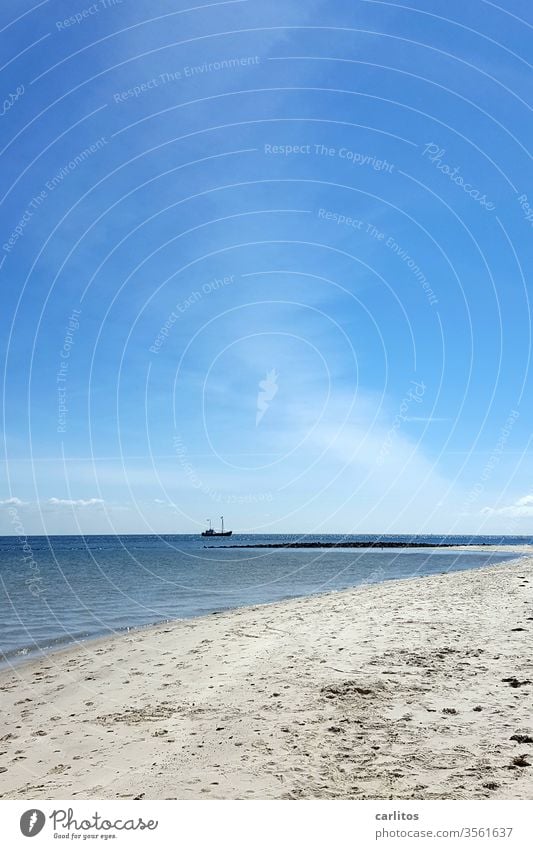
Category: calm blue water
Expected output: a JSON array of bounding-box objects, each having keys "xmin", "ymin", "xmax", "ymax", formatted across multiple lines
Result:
[{"xmin": 0, "ymin": 534, "xmax": 529, "ymax": 666}]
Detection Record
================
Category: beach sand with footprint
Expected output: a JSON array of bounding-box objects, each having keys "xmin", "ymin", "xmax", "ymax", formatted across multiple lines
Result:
[{"xmin": 0, "ymin": 556, "xmax": 532, "ymax": 800}]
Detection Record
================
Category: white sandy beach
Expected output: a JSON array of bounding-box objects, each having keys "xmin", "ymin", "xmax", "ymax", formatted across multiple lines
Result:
[{"xmin": 0, "ymin": 555, "xmax": 532, "ymax": 800}]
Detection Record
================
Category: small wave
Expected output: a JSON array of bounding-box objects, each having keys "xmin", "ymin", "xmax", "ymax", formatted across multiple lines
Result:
[{"xmin": 0, "ymin": 629, "xmax": 93, "ymax": 661}]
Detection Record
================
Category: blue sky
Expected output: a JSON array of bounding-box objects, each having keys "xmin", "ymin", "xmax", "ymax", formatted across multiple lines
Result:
[{"xmin": 1, "ymin": 0, "xmax": 532, "ymax": 535}]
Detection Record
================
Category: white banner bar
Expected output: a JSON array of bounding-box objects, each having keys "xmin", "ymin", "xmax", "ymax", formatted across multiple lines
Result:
[{"xmin": 1, "ymin": 799, "xmax": 532, "ymax": 848}]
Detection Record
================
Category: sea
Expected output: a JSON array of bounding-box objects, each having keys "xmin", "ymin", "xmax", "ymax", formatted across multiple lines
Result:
[{"xmin": 0, "ymin": 534, "xmax": 530, "ymax": 667}]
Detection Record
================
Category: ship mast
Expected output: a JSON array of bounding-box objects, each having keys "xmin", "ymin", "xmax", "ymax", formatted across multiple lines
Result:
[{"xmin": 221, "ymin": 516, "xmax": 224, "ymax": 534}]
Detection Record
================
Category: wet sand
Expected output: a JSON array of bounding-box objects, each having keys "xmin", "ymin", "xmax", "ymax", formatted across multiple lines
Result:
[{"xmin": 0, "ymin": 555, "xmax": 532, "ymax": 800}]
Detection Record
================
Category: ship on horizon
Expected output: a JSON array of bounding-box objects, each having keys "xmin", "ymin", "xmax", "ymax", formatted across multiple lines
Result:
[{"xmin": 201, "ymin": 516, "xmax": 232, "ymax": 537}]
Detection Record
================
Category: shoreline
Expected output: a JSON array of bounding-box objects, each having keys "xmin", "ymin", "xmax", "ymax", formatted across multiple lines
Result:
[
  {"xmin": 2, "ymin": 545, "xmax": 529, "ymax": 674},
  {"xmin": 0, "ymin": 555, "xmax": 532, "ymax": 799}
]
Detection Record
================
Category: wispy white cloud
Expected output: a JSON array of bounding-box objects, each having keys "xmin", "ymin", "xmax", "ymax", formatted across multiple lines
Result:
[
  {"xmin": 0, "ymin": 496, "xmax": 105, "ymax": 508},
  {"xmin": 47, "ymin": 498, "xmax": 105, "ymax": 508},
  {"xmin": 482, "ymin": 494, "xmax": 533, "ymax": 518}
]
